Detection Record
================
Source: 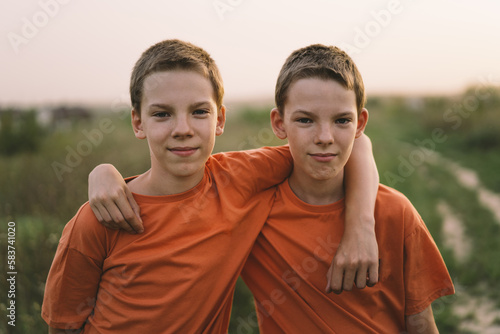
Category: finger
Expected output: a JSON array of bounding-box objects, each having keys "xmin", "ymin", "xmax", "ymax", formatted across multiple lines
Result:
[
  {"xmin": 342, "ymin": 266, "xmax": 356, "ymax": 291},
  {"xmin": 91, "ymin": 201, "xmax": 114, "ymax": 225},
  {"xmin": 91, "ymin": 202, "xmax": 125, "ymax": 233},
  {"xmin": 329, "ymin": 263, "xmax": 345, "ymax": 294},
  {"xmin": 325, "ymin": 264, "xmax": 333, "ymax": 293},
  {"xmin": 111, "ymin": 195, "xmax": 141, "ymax": 234},
  {"xmin": 102, "ymin": 199, "xmax": 135, "ymax": 233},
  {"xmin": 355, "ymin": 264, "xmax": 368, "ymax": 289},
  {"xmin": 108, "ymin": 207, "xmax": 135, "ymax": 234},
  {"xmin": 116, "ymin": 220, "xmax": 135, "ymax": 234},
  {"xmin": 89, "ymin": 202, "xmax": 105, "ymax": 224},
  {"xmin": 97, "ymin": 191, "xmax": 138, "ymax": 234},
  {"xmin": 367, "ymin": 259, "xmax": 380, "ymax": 287},
  {"xmin": 125, "ymin": 188, "xmax": 144, "ymax": 233}
]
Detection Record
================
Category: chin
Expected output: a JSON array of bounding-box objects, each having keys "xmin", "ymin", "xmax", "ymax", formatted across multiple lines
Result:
[
  {"xmin": 308, "ymin": 167, "xmax": 339, "ymax": 181},
  {"xmin": 170, "ymin": 163, "xmax": 205, "ymax": 177},
  {"xmin": 310, "ymin": 174, "xmax": 336, "ymax": 181}
]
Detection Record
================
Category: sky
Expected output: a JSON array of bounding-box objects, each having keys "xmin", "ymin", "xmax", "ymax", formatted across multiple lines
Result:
[{"xmin": 1, "ymin": 0, "xmax": 500, "ymax": 107}]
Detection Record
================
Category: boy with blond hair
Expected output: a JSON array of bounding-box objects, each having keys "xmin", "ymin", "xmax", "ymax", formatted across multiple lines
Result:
[
  {"xmin": 239, "ymin": 44, "xmax": 455, "ymax": 333},
  {"xmin": 42, "ymin": 39, "xmax": 380, "ymax": 333}
]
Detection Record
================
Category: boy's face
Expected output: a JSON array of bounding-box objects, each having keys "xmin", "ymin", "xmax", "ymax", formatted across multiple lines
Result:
[
  {"xmin": 271, "ymin": 77, "xmax": 368, "ymax": 183},
  {"xmin": 132, "ymin": 70, "xmax": 225, "ymax": 180}
]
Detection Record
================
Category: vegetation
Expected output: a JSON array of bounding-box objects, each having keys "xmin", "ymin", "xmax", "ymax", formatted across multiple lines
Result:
[
  {"xmin": 0, "ymin": 109, "xmax": 45, "ymax": 156},
  {"xmin": 1, "ymin": 87, "xmax": 499, "ymax": 333}
]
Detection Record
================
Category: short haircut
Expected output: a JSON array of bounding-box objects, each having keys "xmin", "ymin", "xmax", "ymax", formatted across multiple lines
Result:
[
  {"xmin": 130, "ymin": 39, "xmax": 224, "ymax": 114},
  {"xmin": 275, "ymin": 44, "xmax": 365, "ymax": 114}
]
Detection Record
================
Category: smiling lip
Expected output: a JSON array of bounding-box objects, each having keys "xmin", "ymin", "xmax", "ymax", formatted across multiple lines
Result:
[
  {"xmin": 309, "ymin": 153, "xmax": 337, "ymax": 162},
  {"xmin": 168, "ymin": 147, "xmax": 198, "ymax": 157}
]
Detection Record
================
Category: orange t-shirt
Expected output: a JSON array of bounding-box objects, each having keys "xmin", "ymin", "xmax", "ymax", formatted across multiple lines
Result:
[
  {"xmin": 42, "ymin": 146, "xmax": 291, "ymax": 333},
  {"xmin": 241, "ymin": 182, "xmax": 455, "ymax": 333}
]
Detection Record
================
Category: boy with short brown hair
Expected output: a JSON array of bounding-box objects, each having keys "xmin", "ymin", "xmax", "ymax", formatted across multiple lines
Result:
[
  {"xmin": 42, "ymin": 39, "xmax": 294, "ymax": 333},
  {"xmin": 240, "ymin": 44, "xmax": 454, "ymax": 333}
]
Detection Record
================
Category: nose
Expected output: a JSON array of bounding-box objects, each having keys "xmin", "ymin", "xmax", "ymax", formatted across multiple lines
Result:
[
  {"xmin": 172, "ymin": 114, "xmax": 194, "ymax": 138},
  {"xmin": 314, "ymin": 124, "xmax": 334, "ymax": 146}
]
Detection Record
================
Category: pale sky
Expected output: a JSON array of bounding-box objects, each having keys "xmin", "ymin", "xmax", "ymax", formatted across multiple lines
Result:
[{"xmin": 1, "ymin": 0, "xmax": 499, "ymax": 107}]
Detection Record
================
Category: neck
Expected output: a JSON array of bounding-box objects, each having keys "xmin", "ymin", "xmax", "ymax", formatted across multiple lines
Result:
[
  {"xmin": 128, "ymin": 167, "xmax": 204, "ymax": 196},
  {"xmin": 288, "ymin": 169, "xmax": 344, "ymax": 205}
]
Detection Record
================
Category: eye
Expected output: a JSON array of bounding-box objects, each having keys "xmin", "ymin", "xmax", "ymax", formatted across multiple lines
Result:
[
  {"xmin": 336, "ymin": 118, "xmax": 351, "ymax": 125},
  {"xmin": 296, "ymin": 118, "xmax": 312, "ymax": 124},
  {"xmin": 193, "ymin": 109, "xmax": 209, "ymax": 116},
  {"xmin": 153, "ymin": 111, "xmax": 170, "ymax": 118}
]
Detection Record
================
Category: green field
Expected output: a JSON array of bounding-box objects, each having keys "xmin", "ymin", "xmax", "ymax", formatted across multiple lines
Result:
[{"xmin": 1, "ymin": 86, "xmax": 500, "ymax": 333}]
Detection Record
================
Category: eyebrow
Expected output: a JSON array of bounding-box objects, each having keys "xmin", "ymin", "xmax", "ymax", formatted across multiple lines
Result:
[
  {"xmin": 291, "ymin": 110, "xmax": 356, "ymax": 118},
  {"xmin": 190, "ymin": 101, "xmax": 214, "ymax": 109},
  {"xmin": 148, "ymin": 104, "xmax": 174, "ymax": 112},
  {"xmin": 148, "ymin": 101, "xmax": 214, "ymax": 111},
  {"xmin": 291, "ymin": 110, "xmax": 315, "ymax": 117},
  {"xmin": 336, "ymin": 111, "xmax": 356, "ymax": 118}
]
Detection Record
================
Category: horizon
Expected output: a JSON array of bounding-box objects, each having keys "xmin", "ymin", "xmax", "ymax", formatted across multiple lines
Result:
[
  {"xmin": 1, "ymin": 85, "xmax": 495, "ymax": 111},
  {"xmin": 2, "ymin": 0, "xmax": 500, "ymax": 107}
]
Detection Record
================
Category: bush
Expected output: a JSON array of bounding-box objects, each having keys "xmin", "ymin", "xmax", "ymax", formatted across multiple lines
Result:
[{"xmin": 0, "ymin": 109, "xmax": 45, "ymax": 156}]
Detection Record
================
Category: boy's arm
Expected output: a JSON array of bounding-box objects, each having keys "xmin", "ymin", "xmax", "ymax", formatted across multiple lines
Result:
[
  {"xmin": 405, "ymin": 305, "xmax": 439, "ymax": 334},
  {"xmin": 88, "ymin": 164, "xmax": 143, "ymax": 233},
  {"xmin": 210, "ymin": 145, "xmax": 292, "ymax": 194},
  {"xmin": 42, "ymin": 205, "xmax": 105, "ymax": 331},
  {"xmin": 326, "ymin": 134, "xmax": 379, "ymax": 293},
  {"xmin": 88, "ymin": 146, "xmax": 293, "ymax": 233}
]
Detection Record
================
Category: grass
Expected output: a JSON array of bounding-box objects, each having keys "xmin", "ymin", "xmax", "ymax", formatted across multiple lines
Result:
[{"xmin": 1, "ymin": 87, "xmax": 500, "ymax": 333}]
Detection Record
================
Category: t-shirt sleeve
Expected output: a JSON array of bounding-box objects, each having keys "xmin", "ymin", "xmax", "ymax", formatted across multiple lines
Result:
[
  {"xmin": 403, "ymin": 206, "xmax": 455, "ymax": 315},
  {"xmin": 210, "ymin": 145, "xmax": 292, "ymax": 197},
  {"xmin": 42, "ymin": 203, "xmax": 108, "ymax": 330}
]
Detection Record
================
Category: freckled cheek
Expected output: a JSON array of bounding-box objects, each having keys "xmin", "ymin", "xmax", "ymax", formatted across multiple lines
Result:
[
  {"xmin": 202, "ymin": 128, "xmax": 216, "ymax": 141},
  {"xmin": 338, "ymin": 133, "xmax": 355, "ymax": 147},
  {"xmin": 295, "ymin": 134, "xmax": 310, "ymax": 149},
  {"xmin": 149, "ymin": 129, "xmax": 171, "ymax": 141}
]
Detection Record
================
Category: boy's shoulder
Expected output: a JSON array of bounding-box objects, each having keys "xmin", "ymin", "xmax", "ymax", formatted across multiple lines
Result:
[
  {"xmin": 58, "ymin": 202, "xmax": 110, "ymax": 252},
  {"xmin": 209, "ymin": 146, "xmax": 290, "ymax": 165},
  {"xmin": 205, "ymin": 146, "xmax": 292, "ymax": 189},
  {"xmin": 63, "ymin": 202, "xmax": 102, "ymax": 232},
  {"xmin": 375, "ymin": 184, "xmax": 424, "ymax": 236},
  {"xmin": 376, "ymin": 184, "xmax": 418, "ymax": 211}
]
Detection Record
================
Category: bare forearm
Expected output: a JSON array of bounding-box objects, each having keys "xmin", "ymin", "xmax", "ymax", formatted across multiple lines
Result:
[
  {"xmin": 406, "ymin": 306, "xmax": 439, "ymax": 334},
  {"xmin": 344, "ymin": 133, "xmax": 379, "ymax": 231},
  {"xmin": 326, "ymin": 134, "xmax": 380, "ymax": 292}
]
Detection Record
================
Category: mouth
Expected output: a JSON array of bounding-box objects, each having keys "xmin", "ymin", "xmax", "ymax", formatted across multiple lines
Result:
[
  {"xmin": 308, "ymin": 153, "xmax": 337, "ymax": 162},
  {"xmin": 168, "ymin": 147, "xmax": 199, "ymax": 157}
]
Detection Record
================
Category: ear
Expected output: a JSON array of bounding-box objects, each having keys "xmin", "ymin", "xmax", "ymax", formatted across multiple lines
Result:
[
  {"xmin": 131, "ymin": 109, "xmax": 146, "ymax": 139},
  {"xmin": 355, "ymin": 108, "xmax": 369, "ymax": 138},
  {"xmin": 270, "ymin": 108, "xmax": 288, "ymax": 140},
  {"xmin": 215, "ymin": 105, "xmax": 226, "ymax": 136}
]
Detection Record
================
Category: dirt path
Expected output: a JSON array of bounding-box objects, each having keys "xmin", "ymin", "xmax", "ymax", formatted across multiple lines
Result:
[
  {"xmin": 436, "ymin": 200, "xmax": 471, "ymax": 263},
  {"xmin": 453, "ymin": 289, "xmax": 500, "ymax": 334},
  {"xmin": 427, "ymin": 152, "xmax": 500, "ymax": 224}
]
